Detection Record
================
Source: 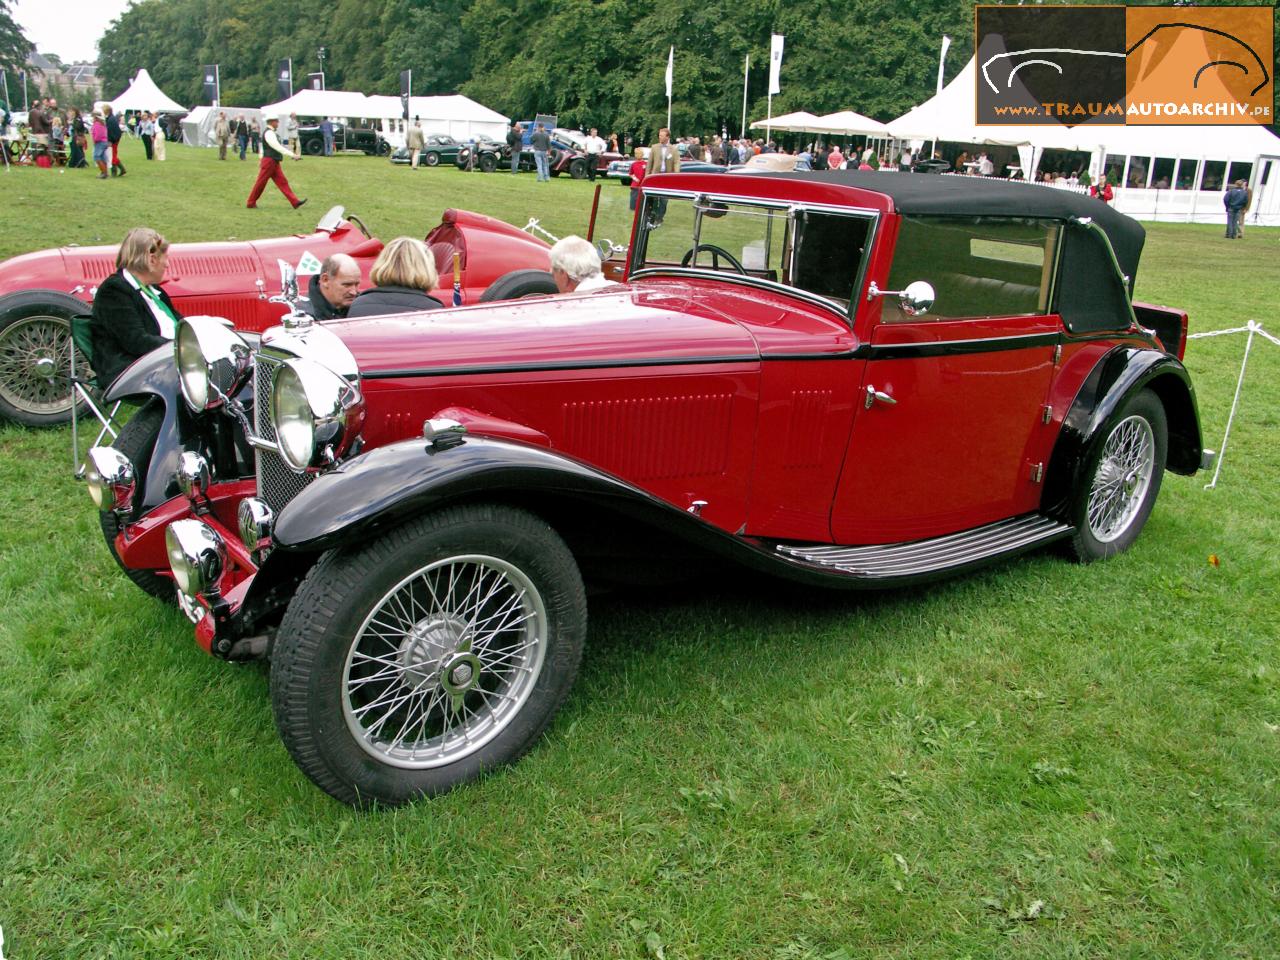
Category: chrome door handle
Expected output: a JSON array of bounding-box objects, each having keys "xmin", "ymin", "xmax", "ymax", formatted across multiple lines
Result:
[{"xmin": 865, "ymin": 385, "xmax": 897, "ymax": 409}]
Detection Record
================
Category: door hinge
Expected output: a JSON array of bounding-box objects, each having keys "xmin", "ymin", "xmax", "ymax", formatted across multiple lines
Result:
[
  {"xmin": 1042, "ymin": 404, "xmax": 1053, "ymax": 425},
  {"xmin": 1052, "ymin": 344, "xmax": 1062, "ymax": 364},
  {"xmin": 1030, "ymin": 462, "xmax": 1044, "ymax": 484}
]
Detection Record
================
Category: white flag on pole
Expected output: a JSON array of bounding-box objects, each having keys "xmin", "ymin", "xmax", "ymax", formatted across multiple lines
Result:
[
  {"xmin": 665, "ymin": 46, "xmax": 674, "ymax": 98},
  {"xmin": 768, "ymin": 34, "xmax": 784, "ymax": 95},
  {"xmin": 937, "ymin": 35, "xmax": 951, "ymax": 96}
]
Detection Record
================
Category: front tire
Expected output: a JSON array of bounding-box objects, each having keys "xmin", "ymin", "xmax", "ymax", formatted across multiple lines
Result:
[
  {"xmin": 478, "ymin": 153, "xmax": 497, "ymax": 173},
  {"xmin": 98, "ymin": 400, "xmax": 176, "ymax": 602},
  {"xmin": 270, "ymin": 505, "xmax": 587, "ymax": 807},
  {"xmin": 0, "ymin": 289, "xmax": 92, "ymax": 426},
  {"xmin": 569, "ymin": 158, "xmax": 588, "ymax": 180},
  {"xmin": 1068, "ymin": 389, "xmax": 1167, "ymax": 562}
]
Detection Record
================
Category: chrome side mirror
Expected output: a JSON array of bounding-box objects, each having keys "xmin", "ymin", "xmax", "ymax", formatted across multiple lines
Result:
[{"xmin": 866, "ymin": 279, "xmax": 936, "ymax": 317}]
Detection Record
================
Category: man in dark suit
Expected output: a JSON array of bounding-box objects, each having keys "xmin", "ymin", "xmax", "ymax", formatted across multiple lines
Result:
[{"xmin": 91, "ymin": 228, "xmax": 181, "ymax": 389}]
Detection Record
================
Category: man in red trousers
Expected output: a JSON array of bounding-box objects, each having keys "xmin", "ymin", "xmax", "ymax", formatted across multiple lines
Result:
[{"xmin": 246, "ymin": 115, "xmax": 307, "ymax": 210}]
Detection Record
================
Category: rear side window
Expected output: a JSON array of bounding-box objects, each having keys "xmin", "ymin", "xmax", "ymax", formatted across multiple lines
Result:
[{"xmin": 885, "ymin": 216, "xmax": 1060, "ymax": 322}]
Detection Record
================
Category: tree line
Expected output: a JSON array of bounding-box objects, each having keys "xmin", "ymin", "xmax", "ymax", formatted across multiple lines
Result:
[{"xmin": 95, "ymin": 0, "xmax": 982, "ymax": 137}]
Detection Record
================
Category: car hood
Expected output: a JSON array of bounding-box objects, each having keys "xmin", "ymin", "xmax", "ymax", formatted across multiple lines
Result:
[{"xmin": 330, "ymin": 283, "xmax": 761, "ymax": 376}]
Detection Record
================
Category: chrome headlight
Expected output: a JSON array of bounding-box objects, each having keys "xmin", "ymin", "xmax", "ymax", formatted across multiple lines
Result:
[
  {"xmin": 271, "ymin": 358, "xmax": 365, "ymax": 472},
  {"xmin": 165, "ymin": 519, "xmax": 227, "ymax": 597},
  {"xmin": 85, "ymin": 446, "xmax": 135, "ymax": 512},
  {"xmin": 176, "ymin": 316, "xmax": 253, "ymax": 412},
  {"xmin": 237, "ymin": 497, "xmax": 274, "ymax": 552}
]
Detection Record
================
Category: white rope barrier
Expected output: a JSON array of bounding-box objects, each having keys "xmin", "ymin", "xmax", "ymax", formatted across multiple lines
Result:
[{"xmin": 1186, "ymin": 320, "xmax": 1274, "ymax": 490}]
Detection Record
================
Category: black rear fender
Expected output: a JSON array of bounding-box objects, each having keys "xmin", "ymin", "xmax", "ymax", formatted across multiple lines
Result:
[{"xmin": 1042, "ymin": 347, "xmax": 1203, "ymax": 520}]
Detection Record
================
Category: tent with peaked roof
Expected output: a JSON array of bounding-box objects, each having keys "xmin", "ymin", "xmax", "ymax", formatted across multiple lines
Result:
[
  {"xmin": 812, "ymin": 110, "xmax": 890, "ymax": 137},
  {"xmin": 750, "ymin": 111, "xmax": 827, "ymax": 133},
  {"xmin": 107, "ymin": 69, "xmax": 186, "ymax": 113},
  {"xmin": 365, "ymin": 94, "xmax": 509, "ymax": 142}
]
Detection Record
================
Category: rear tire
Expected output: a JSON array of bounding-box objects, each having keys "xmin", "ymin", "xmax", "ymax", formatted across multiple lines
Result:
[
  {"xmin": 98, "ymin": 400, "xmax": 176, "ymax": 602},
  {"xmin": 425, "ymin": 151, "xmax": 440, "ymax": 167},
  {"xmin": 1068, "ymin": 389, "xmax": 1167, "ymax": 562},
  {"xmin": 477, "ymin": 269, "xmax": 558, "ymax": 303},
  {"xmin": 304, "ymin": 138, "xmax": 323, "ymax": 156},
  {"xmin": 269, "ymin": 504, "xmax": 587, "ymax": 807}
]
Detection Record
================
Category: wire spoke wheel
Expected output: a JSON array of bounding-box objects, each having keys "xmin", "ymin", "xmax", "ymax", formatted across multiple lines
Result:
[
  {"xmin": 0, "ymin": 314, "xmax": 73, "ymax": 416},
  {"xmin": 1085, "ymin": 415, "xmax": 1155, "ymax": 543},
  {"xmin": 343, "ymin": 555, "xmax": 547, "ymax": 768},
  {"xmin": 271, "ymin": 504, "xmax": 586, "ymax": 806},
  {"xmin": 1068, "ymin": 389, "xmax": 1167, "ymax": 563}
]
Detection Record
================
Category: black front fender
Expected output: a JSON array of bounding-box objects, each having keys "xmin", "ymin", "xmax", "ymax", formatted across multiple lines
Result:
[
  {"xmin": 271, "ymin": 435, "xmax": 736, "ymax": 555},
  {"xmin": 103, "ymin": 345, "xmax": 186, "ymax": 508},
  {"xmin": 1043, "ymin": 346, "xmax": 1203, "ymax": 520},
  {"xmin": 104, "ymin": 344, "xmax": 256, "ymax": 510}
]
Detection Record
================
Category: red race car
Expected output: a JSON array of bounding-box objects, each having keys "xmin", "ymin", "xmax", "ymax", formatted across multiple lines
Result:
[
  {"xmin": 0, "ymin": 206, "xmax": 554, "ymax": 426},
  {"xmin": 85, "ymin": 171, "xmax": 1210, "ymax": 807}
]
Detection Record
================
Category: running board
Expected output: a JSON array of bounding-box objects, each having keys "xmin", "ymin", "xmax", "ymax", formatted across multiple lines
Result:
[{"xmin": 773, "ymin": 514, "xmax": 1073, "ymax": 582}]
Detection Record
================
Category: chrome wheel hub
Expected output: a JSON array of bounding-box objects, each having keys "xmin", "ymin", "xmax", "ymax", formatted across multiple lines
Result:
[
  {"xmin": 0, "ymin": 315, "xmax": 76, "ymax": 415},
  {"xmin": 1087, "ymin": 415, "xmax": 1155, "ymax": 543},
  {"xmin": 343, "ymin": 555, "xmax": 548, "ymax": 769}
]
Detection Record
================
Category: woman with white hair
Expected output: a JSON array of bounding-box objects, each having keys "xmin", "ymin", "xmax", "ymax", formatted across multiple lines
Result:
[
  {"xmin": 550, "ymin": 236, "xmax": 618, "ymax": 293},
  {"xmin": 347, "ymin": 237, "xmax": 444, "ymax": 317}
]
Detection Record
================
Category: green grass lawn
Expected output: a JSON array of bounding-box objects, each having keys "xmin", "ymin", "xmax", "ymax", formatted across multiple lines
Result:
[{"xmin": 1, "ymin": 140, "xmax": 1278, "ymax": 959}]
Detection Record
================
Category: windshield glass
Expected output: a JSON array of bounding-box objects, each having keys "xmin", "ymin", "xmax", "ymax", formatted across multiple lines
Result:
[{"xmin": 632, "ymin": 193, "xmax": 873, "ymax": 312}]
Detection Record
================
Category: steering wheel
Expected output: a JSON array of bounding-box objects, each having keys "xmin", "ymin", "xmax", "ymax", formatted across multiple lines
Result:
[
  {"xmin": 680, "ymin": 244, "xmax": 746, "ymax": 274},
  {"xmin": 346, "ymin": 213, "xmax": 372, "ymax": 239}
]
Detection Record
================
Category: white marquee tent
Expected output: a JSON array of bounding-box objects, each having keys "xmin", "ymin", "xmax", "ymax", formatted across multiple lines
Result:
[
  {"xmin": 105, "ymin": 69, "xmax": 186, "ymax": 114},
  {"xmin": 812, "ymin": 110, "xmax": 890, "ymax": 138},
  {"xmin": 259, "ymin": 89, "xmax": 375, "ymax": 121},
  {"xmin": 750, "ymin": 111, "xmax": 828, "ymax": 134},
  {"xmin": 887, "ymin": 57, "xmax": 1280, "ymax": 225},
  {"xmin": 366, "ymin": 94, "xmax": 510, "ymax": 145}
]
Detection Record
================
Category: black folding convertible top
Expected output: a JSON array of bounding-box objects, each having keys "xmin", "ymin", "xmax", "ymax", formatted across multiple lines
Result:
[{"xmin": 769, "ymin": 170, "xmax": 1145, "ymax": 291}]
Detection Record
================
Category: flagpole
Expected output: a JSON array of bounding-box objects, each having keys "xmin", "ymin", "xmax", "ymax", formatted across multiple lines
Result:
[
  {"xmin": 740, "ymin": 55, "xmax": 749, "ymax": 139},
  {"xmin": 930, "ymin": 35, "xmax": 950, "ymax": 158},
  {"xmin": 665, "ymin": 46, "xmax": 674, "ymax": 130}
]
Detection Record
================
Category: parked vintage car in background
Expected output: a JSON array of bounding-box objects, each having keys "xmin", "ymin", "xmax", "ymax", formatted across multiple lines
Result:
[
  {"xmin": 85, "ymin": 171, "xmax": 1208, "ymax": 807},
  {"xmin": 389, "ymin": 134, "xmax": 465, "ymax": 167},
  {"xmin": 458, "ymin": 131, "xmax": 623, "ymax": 179},
  {"xmin": 296, "ymin": 120, "xmax": 390, "ymax": 156},
  {"xmin": 0, "ymin": 206, "xmax": 552, "ymax": 426}
]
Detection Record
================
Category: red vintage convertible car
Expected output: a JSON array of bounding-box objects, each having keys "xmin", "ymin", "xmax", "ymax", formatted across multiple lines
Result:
[
  {"xmin": 85, "ymin": 171, "xmax": 1210, "ymax": 807},
  {"xmin": 0, "ymin": 206, "xmax": 553, "ymax": 426}
]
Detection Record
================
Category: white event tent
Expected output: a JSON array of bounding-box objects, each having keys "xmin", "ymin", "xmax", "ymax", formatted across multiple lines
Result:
[
  {"xmin": 104, "ymin": 69, "xmax": 186, "ymax": 114},
  {"xmin": 365, "ymin": 94, "xmax": 510, "ymax": 146},
  {"xmin": 750, "ymin": 111, "xmax": 828, "ymax": 134},
  {"xmin": 257, "ymin": 90, "xmax": 509, "ymax": 150},
  {"xmin": 813, "ymin": 110, "xmax": 890, "ymax": 138},
  {"xmin": 887, "ymin": 57, "xmax": 1280, "ymax": 225}
]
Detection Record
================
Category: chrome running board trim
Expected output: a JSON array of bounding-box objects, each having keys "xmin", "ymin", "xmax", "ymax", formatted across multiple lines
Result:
[{"xmin": 774, "ymin": 514, "xmax": 1072, "ymax": 580}]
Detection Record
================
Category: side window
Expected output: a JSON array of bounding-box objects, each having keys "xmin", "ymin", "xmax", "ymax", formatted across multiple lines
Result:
[
  {"xmin": 884, "ymin": 216, "xmax": 1059, "ymax": 322},
  {"xmin": 791, "ymin": 211, "xmax": 871, "ymax": 307}
]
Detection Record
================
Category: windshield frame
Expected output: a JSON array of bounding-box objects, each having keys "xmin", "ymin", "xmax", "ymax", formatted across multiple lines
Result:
[{"xmin": 628, "ymin": 189, "xmax": 880, "ymax": 327}]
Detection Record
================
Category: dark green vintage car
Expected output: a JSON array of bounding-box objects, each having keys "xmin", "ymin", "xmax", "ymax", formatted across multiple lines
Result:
[{"xmin": 389, "ymin": 134, "xmax": 465, "ymax": 167}]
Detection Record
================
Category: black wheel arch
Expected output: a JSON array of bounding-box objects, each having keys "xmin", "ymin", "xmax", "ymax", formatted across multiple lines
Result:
[{"xmin": 1042, "ymin": 346, "xmax": 1203, "ymax": 522}]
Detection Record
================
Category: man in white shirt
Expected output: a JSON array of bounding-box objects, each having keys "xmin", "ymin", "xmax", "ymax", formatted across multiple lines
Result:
[
  {"xmin": 550, "ymin": 236, "xmax": 619, "ymax": 293},
  {"xmin": 582, "ymin": 127, "xmax": 607, "ymax": 182}
]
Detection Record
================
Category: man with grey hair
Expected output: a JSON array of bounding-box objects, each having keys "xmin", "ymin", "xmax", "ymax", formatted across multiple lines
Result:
[
  {"xmin": 301, "ymin": 253, "xmax": 362, "ymax": 320},
  {"xmin": 550, "ymin": 236, "xmax": 618, "ymax": 293}
]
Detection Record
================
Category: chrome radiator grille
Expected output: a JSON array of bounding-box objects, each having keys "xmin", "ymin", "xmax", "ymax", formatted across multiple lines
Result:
[{"xmin": 254, "ymin": 354, "xmax": 314, "ymax": 513}]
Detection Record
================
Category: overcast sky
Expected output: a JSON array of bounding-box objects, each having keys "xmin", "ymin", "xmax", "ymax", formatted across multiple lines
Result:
[{"xmin": 15, "ymin": 0, "xmax": 133, "ymax": 63}]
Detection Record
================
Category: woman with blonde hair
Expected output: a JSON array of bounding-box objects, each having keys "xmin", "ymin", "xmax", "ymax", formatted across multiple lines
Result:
[
  {"xmin": 91, "ymin": 227, "xmax": 181, "ymax": 388},
  {"xmin": 347, "ymin": 237, "xmax": 443, "ymax": 317}
]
